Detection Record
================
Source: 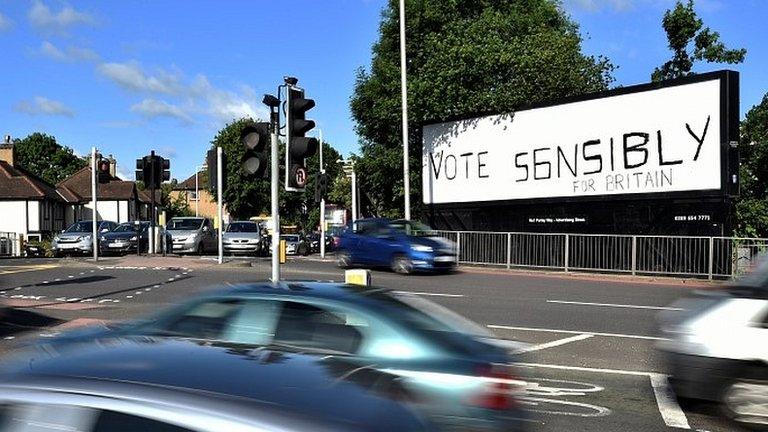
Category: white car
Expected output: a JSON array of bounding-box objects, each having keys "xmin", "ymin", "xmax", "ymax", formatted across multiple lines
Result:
[{"xmin": 658, "ymin": 259, "xmax": 768, "ymax": 427}]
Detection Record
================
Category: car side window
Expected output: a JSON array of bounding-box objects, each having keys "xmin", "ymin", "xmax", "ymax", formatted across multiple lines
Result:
[
  {"xmin": 162, "ymin": 299, "xmax": 243, "ymax": 340},
  {"xmin": 222, "ymin": 300, "xmax": 281, "ymax": 345},
  {"xmin": 273, "ymin": 301, "xmax": 364, "ymax": 354},
  {"xmin": 93, "ymin": 410, "xmax": 193, "ymax": 432}
]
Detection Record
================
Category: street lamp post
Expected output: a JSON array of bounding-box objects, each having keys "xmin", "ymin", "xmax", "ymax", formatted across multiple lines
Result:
[
  {"xmin": 194, "ymin": 164, "xmax": 206, "ymax": 217},
  {"xmin": 399, "ymin": 0, "xmax": 411, "ymax": 221}
]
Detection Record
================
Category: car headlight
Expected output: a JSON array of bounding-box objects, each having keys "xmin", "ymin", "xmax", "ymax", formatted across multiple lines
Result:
[
  {"xmin": 100, "ymin": 236, "xmax": 107, "ymax": 241},
  {"xmin": 53, "ymin": 236, "xmax": 60, "ymax": 242},
  {"xmin": 411, "ymin": 245, "xmax": 433, "ymax": 253},
  {"xmin": 130, "ymin": 236, "xmax": 138, "ymax": 241}
]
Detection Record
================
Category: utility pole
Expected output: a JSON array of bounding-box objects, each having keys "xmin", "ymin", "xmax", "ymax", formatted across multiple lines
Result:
[
  {"xmin": 399, "ymin": 0, "xmax": 411, "ymax": 221},
  {"xmin": 91, "ymin": 147, "xmax": 98, "ymax": 262},
  {"xmin": 217, "ymin": 146, "xmax": 223, "ymax": 265},
  {"xmin": 319, "ymin": 130, "xmax": 326, "ymax": 259}
]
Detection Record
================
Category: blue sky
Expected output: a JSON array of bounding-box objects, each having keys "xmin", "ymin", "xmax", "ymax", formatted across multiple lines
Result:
[{"xmin": 1, "ymin": 0, "xmax": 766, "ymax": 182}]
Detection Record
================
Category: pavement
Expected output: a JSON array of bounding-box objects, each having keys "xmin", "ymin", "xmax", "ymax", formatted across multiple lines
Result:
[{"xmin": 0, "ymin": 255, "xmax": 743, "ymax": 432}]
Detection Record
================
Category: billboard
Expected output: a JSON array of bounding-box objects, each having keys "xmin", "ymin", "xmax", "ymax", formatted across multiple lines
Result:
[{"xmin": 422, "ymin": 72, "xmax": 737, "ymax": 205}]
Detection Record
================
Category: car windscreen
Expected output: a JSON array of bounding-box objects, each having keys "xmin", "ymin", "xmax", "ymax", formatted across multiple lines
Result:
[
  {"xmin": 65, "ymin": 222, "xmax": 92, "ymax": 232},
  {"xmin": 227, "ymin": 222, "xmax": 260, "ymax": 233},
  {"xmin": 366, "ymin": 289, "xmax": 492, "ymax": 338},
  {"xmin": 113, "ymin": 223, "xmax": 141, "ymax": 233},
  {"xmin": 167, "ymin": 219, "xmax": 203, "ymax": 230}
]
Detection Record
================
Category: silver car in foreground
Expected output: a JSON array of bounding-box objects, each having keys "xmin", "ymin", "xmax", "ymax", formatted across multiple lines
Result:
[
  {"xmin": 223, "ymin": 221, "xmax": 265, "ymax": 255},
  {"xmin": 52, "ymin": 220, "xmax": 117, "ymax": 256}
]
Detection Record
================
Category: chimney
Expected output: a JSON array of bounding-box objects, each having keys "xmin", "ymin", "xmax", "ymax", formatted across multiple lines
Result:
[
  {"xmin": 108, "ymin": 154, "xmax": 116, "ymax": 177},
  {"xmin": 0, "ymin": 135, "xmax": 15, "ymax": 166}
]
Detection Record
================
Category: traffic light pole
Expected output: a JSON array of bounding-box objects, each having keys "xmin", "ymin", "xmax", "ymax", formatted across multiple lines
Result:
[
  {"xmin": 91, "ymin": 147, "xmax": 99, "ymax": 262},
  {"xmin": 270, "ymin": 107, "xmax": 280, "ymax": 282},
  {"xmin": 217, "ymin": 146, "xmax": 223, "ymax": 265},
  {"xmin": 319, "ymin": 130, "xmax": 326, "ymax": 259},
  {"xmin": 149, "ymin": 151, "xmax": 156, "ymax": 255}
]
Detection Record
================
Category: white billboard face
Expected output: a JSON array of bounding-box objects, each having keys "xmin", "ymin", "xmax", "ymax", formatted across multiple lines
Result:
[{"xmin": 422, "ymin": 79, "xmax": 722, "ymax": 205}]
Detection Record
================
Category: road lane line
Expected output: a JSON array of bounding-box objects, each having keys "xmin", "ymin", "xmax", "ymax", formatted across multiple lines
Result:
[
  {"xmin": 515, "ymin": 362, "xmax": 653, "ymax": 377},
  {"xmin": 547, "ymin": 300, "xmax": 683, "ymax": 311},
  {"xmin": 650, "ymin": 373, "xmax": 691, "ymax": 429},
  {"xmin": 488, "ymin": 324, "xmax": 668, "ymax": 341},
  {"xmin": 519, "ymin": 334, "xmax": 593, "ymax": 353},
  {"xmin": 394, "ymin": 291, "xmax": 465, "ymax": 298}
]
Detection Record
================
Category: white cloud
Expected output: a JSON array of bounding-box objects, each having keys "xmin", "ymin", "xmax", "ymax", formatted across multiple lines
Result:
[
  {"xmin": 97, "ymin": 62, "xmax": 181, "ymax": 94},
  {"xmin": 40, "ymin": 41, "xmax": 99, "ymax": 62},
  {"xmin": 191, "ymin": 75, "xmax": 269, "ymax": 124},
  {"xmin": 28, "ymin": 1, "xmax": 95, "ymax": 34},
  {"xmin": 0, "ymin": 12, "xmax": 13, "ymax": 31},
  {"xmin": 14, "ymin": 96, "xmax": 75, "ymax": 117},
  {"xmin": 130, "ymin": 98, "xmax": 192, "ymax": 123}
]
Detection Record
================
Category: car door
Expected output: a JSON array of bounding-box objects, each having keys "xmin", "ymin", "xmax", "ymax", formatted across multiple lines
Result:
[
  {"xmin": 350, "ymin": 220, "xmax": 378, "ymax": 264},
  {"xmin": 366, "ymin": 224, "xmax": 403, "ymax": 266}
]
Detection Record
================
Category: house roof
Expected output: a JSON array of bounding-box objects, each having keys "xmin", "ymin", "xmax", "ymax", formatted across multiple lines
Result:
[
  {"xmin": 176, "ymin": 171, "xmax": 208, "ymax": 191},
  {"xmin": 56, "ymin": 166, "xmax": 137, "ymax": 202},
  {"xmin": 137, "ymin": 188, "xmax": 161, "ymax": 205},
  {"xmin": 0, "ymin": 161, "xmax": 61, "ymax": 201}
]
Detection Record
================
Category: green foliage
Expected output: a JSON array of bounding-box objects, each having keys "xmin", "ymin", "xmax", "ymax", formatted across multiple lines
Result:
[
  {"xmin": 350, "ymin": 0, "xmax": 615, "ymax": 218},
  {"xmin": 13, "ymin": 132, "xmax": 86, "ymax": 184},
  {"xmin": 735, "ymin": 93, "xmax": 768, "ymax": 237},
  {"xmin": 652, "ymin": 0, "xmax": 745, "ymax": 82},
  {"xmin": 210, "ymin": 118, "xmax": 345, "ymax": 232}
]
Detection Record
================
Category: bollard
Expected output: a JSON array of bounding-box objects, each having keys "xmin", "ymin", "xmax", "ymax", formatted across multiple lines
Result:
[
  {"xmin": 345, "ymin": 269, "xmax": 371, "ymax": 286},
  {"xmin": 279, "ymin": 240, "xmax": 287, "ymax": 264}
]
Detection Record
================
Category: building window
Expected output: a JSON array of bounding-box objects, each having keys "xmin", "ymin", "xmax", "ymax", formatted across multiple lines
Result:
[{"xmin": 189, "ymin": 191, "xmax": 198, "ymax": 201}]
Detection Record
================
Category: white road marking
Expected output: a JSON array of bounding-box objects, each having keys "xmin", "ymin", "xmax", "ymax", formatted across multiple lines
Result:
[
  {"xmin": 67, "ymin": 275, "xmax": 74, "ymax": 278},
  {"xmin": 518, "ymin": 334, "xmax": 593, "ymax": 353},
  {"xmin": 14, "ymin": 287, "xmax": 21, "ymax": 290},
  {"xmin": 54, "ymin": 278, "xmax": 61, "ymax": 282},
  {"xmin": 516, "ymin": 362, "xmax": 690, "ymax": 429},
  {"xmin": 126, "ymin": 295, "xmax": 133, "ymax": 299},
  {"xmin": 650, "ymin": 373, "xmax": 691, "ymax": 429},
  {"xmin": 488, "ymin": 324, "xmax": 668, "ymax": 341},
  {"xmin": 394, "ymin": 291, "xmax": 465, "ymax": 298},
  {"xmin": 547, "ymin": 300, "xmax": 683, "ymax": 311},
  {"xmin": 153, "ymin": 285, "xmax": 160, "ymax": 288}
]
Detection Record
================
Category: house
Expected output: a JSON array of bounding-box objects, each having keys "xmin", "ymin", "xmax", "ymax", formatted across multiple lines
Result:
[
  {"xmin": 56, "ymin": 165, "xmax": 154, "ymax": 226},
  {"xmin": 169, "ymin": 170, "xmax": 229, "ymax": 222},
  {"xmin": 0, "ymin": 140, "xmax": 66, "ymax": 243}
]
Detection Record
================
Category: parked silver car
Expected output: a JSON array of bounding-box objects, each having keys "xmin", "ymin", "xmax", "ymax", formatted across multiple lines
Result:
[
  {"xmin": 167, "ymin": 217, "xmax": 217, "ymax": 254},
  {"xmin": 52, "ymin": 220, "xmax": 117, "ymax": 257},
  {"xmin": 281, "ymin": 234, "xmax": 310, "ymax": 256},
  {"xmin": 223, "ymin": 221, "xmax": 266, "ymax": 255}
]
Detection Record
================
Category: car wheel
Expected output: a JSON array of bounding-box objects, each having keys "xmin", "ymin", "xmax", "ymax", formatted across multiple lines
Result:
[
  {"xmin": 721, "ymin": 377, "xmax": 768, "ymax": 428},
  {"xmin": 301, "ymin": 244, "xmax": 310, "ymax": 256},
  {"xmin": 391, "ymin": 254, "xmax": 413, "ymax": 275},
  {"xmin": 336, "ymin": 250, "xmax": 352, "ymax": 268}
]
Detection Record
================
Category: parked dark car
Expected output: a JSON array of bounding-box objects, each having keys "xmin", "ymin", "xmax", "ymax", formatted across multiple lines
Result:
[
  {"xmin": 99, "ymin": 221, "xmax": 171, "ymax": 255},
  {"xmin": 43, "ymin": 282, "xmax": 527, "ymax": 431},
  {"xmin": 0, "ymin": 337, "xmax": 433, "ymax": 431},
  {"xmin": 337, "ymin": 218, "xmax": 457, "ymax": 274},
  {"xmin": 23, "ymin": 241, "xmax": 46, "ymax": 258},
  {"xmin": 307, "ymin": 232, "xmax": 333, "ymax": 253}
]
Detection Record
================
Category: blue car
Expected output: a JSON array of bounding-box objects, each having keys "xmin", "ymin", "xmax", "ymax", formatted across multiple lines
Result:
[{"xmin": 337, "ymin": 218, "xmax": 457, "ymax": 274}]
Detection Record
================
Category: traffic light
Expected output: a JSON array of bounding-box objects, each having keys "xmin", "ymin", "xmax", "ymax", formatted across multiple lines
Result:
[
  {"xmin": 135, "ymin": 157, "xmax": 149, "ymax": 183},
  {"xmin": 207, "ymin": 148, "xmax": 218, "ymax": 195},
  {"xmin": 240, "ymin": 122, "xmax": 270, "ymax": 178},
  {"xmin": 285, "ymin": 88, "xmax": 318, "ymax": 191},
  {"xmin": 161, "ymin": 158, "xmax": 170, "ymax": 182},
  {"xmin": 314, "ymin": 172, "xmax": 328, "ymax": 204},
  {"xmin": 97, "ymin": 158, "xmax": 111, "ymax": 183}
]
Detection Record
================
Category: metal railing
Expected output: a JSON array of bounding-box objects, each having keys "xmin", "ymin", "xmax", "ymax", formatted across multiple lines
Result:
[
  {"xmin": 430, "ymin": 230, "xmax": 768, "ymax": 279},
  {"xmin": 0, "ymin": 232, "xmax": 19, "ymax": 257}
]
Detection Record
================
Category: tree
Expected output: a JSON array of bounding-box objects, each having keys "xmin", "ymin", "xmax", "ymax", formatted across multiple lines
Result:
[
  {"xmin": 652, "ymin": 0, "xmax": 746, "ymax": 82},
  {"xmin": 13, "ymin": 132, "xmax": 86, "ymax": 184},
  {"xmin": 160, "ymin": 181, "xmax": 193, "ymax": 220},
  {"xmin": 350, "ymin": 0, "xmax": 615, "ymax": 218},
  {"xmin": 735, "ymin": 93, "xmax": 768, "ymax": 237},
  {"xmin": 209, "ymin": 117, "xmax": 345, "ymax": 231}
]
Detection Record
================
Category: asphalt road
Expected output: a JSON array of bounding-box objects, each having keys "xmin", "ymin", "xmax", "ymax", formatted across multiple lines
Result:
[{"xmin": 0, "ymin": 255, "xmax": 742, "ymax": 432}]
